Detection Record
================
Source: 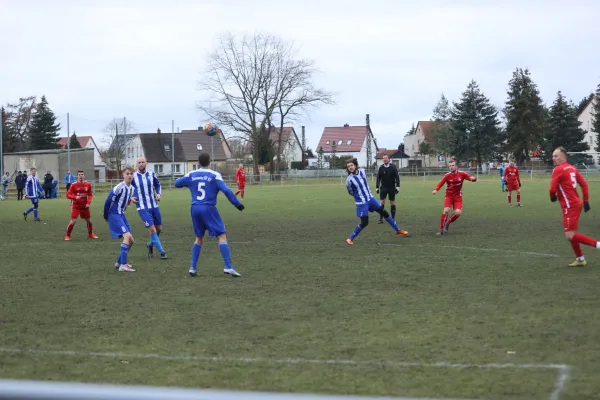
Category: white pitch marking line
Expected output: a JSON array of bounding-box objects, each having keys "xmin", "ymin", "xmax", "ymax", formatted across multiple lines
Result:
[
  {"xmin": 550, "ymin": 365, "xmax": 571, "ymax": 400},
  {"xmin": 377, "ymin": 243, "xmax": 560, "ymax": 258}
]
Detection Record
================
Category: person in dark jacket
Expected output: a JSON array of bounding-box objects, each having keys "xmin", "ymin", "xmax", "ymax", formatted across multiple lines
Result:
[
  {"xmin": 375, "ymin": 155, "xmax": 400, "ymax": 223},
  {"xmin": 15, "ymin": 171, "xmax": 26, "ymax": 200},
  {"xmin": 43, "ymin": 171, "xmax": 54, "ymax": 199}
]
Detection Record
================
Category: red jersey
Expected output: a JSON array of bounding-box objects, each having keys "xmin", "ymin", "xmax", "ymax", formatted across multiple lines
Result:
[
  {"xmin": 434, "ymin": 170, "xmax": 477, "ymax": 198},
  {"xmin": 235, "ymin": 168, "xmax": 246, "ymax": 184},
  {"xmin": 549, "ymin": 162, "xmax": 588, "ymax": 210},
  {"xmin": 66, "ymin": 181, "xmax": 93, "ymax": 210},
  {"xmin": 503, "ymin": 166, "xmax": 520, "ymax": 184}
]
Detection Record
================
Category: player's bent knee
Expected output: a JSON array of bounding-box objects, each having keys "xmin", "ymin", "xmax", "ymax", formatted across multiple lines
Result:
[
  {"xmin": 217, "ymin": 234, "xmax": 227, "ymax": 243},
  {"xmin": 360, "ymin": 216, "xmax": 369, "ymax": 228},
  {"xmin": 33, "ymin": 202, "xmax": 38, "ymax": 209},
  {"xmin": 455, "ymin": 209, "xmax": 462, "ymax": 216}
]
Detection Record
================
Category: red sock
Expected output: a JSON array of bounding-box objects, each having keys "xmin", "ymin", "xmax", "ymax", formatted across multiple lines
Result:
[
  {"xmin": 87, "ymin": 221, "xmax": 93, "ymax": 235},
  {"xmin": 235, "ymin": 191, "xmax": 240, "ymax": 196},
  {"xmin": 449, "ymin": 214, "xmax": 460, "ymax": 224},
  {"xmin": 573, "ymin": 233, "xmax": 598, "ymax": 248},
  {"xmin": 570, "ymin": 240, "xmax": 583, "ymax": 258},
  {"xmin": 66, "ymin": 223, "xmax": 74, "ymax": 236},
  {"xmin": 439, "ymin": 214, "xmax": 447, "ymax": 230},
  {"xmin": 508, "ymin": 195, "xmax": 512, "ymax": 204},
  {"xmin": 517, "ymin": 194, "xmax": 521, "ymax": 203},
  {"xmin": 241, "ymin": 190, "xmax": 244, "ymax": 199}
]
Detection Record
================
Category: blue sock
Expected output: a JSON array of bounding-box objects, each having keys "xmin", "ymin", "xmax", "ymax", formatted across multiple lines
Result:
[
  {"xmin": 218, "ymin": 242, "xmax": 233, "ymax": 269},
  {"xmin": 33, "ymin": 209, "xmax": 38, "ymax": 219},
  {"xmin": 385, "ymin": 216, "xmax": 399, "ymax": 231},
  {"xmin": 120, "ymin": 243, "xmax": 129, "ymax": 265},
  {"xmin": 150, "ymin": 232, "xmax": 165, "ymax": 254},
  {"xmin": 349, "ymin": 224, "xmax": 363, "ymax": 240},
  {"xmin": 25, "ymin": 207, "xmax": 33, "ymax": 215},
  {"xmin": 191, "ymin": 243, "xmax": 202, "ymax": 270}
]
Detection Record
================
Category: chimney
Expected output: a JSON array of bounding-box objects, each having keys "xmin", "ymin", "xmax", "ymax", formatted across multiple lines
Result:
[
  {"xmin": 343, "ymin": 123, "xmax": 349, "ymax": 127},
  {"xmin": 157, "ymin": 128, "xmax": 161, "ymax": 134}
]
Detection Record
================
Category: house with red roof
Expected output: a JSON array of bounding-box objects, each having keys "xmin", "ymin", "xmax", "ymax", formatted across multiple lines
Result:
[
  {"xmin": 375, "ymin": 147, "xmax": 409, "ymax": 168},
  {"xmin": 314, "ymin": 124, "xmax": 378, "ymax": 168},
  {"xmin": 577, "ymin": 95, "xmax": 599, "ymax": 159},
  {"xmin": 56, "ymin": 135, "xmax": 107, "ymax": 180},
  {"xmin": 403, "ymin": 121, "xmax": 446, "ymax": 168},
  {"xmin": 243, "ymin": 126, "xmax": 303, "ymax": 169}
]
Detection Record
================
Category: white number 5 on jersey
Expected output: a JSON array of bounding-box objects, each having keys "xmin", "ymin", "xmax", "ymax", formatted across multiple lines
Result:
[
  {"xmin": 196, "ymin": 182, "xmax": 206, "ymax": 200},
  {"xmin": 570, "ymin": 172, "xmax": 577, "ymax": 188}
]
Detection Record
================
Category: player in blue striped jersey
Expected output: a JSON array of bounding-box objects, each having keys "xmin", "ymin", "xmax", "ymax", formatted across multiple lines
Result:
[
  {"xmin": 23, "ymin": 167, "xmax": 43, "ymax": 221},
  {"xmin": 132, "ymin": 157, "xmax": 167, "ymax": 259},
  {"xmin": 103, "ymin": 167, "xmax": 136, "ymax": 272},
  {"xmin": 175, "ymin": 152, "xmax": 245, "ymax": 277},
  {"xmin": 345, "ymin": 158, "xmax": 409, "ymax": 245}
]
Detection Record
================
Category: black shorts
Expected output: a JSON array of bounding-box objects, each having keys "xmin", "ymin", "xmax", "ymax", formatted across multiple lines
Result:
[{"xmin": 379, "ymin": 186, "xmax": 396, "ymax": 201}]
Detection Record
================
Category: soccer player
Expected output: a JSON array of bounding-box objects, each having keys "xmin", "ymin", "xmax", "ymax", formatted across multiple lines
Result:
[
  {"xmin": 103, "ymin": 168, "xmax": 136, "ymax": 272},
  {"xmin": 132, "ymin": 157, "xmax": 167, "ymax": 259},
  {"xmin": 375, "ymin": 154, "xmax": 400, "ymax": 224},
  {"xmin": 499, "ymin": 162, "xmax": 506, "ymax": 192},
  {"xmin": 23, "ymin": 167, "xmax": 43, "ymax": 221},
  {"xmin": 432, "ymin": 159, "xmax": 477, "ymax": 235},
  {"xmin": 549, "ymin": 147, "xmax": 600, "ymax": 267},
  {"xmin": 64, "ymin": 171, "xmax": 98, "ymax": 240},
  {"xmin": 175, "ymin": 152, "xmax": 245, "ymax": 277},
  {"xmin": 234, "ymin": 164, "xmax": 246, "ymax": 199},
  {"xmin": 345, "ymin": 157, "xmax": 408, "ymax": 245},
  {"xmin": 503, "ymin": 159, "xmax": 522, "ymax": 207}
]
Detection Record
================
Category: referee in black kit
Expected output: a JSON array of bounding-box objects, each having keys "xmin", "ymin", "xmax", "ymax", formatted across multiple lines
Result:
[{"xmin": 375, "ymin": 154, "xmax": 400, "ymax": 223}]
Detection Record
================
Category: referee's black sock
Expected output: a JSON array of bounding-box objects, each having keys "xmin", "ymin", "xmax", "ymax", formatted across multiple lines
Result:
[
  {"xmin": 391, "ymin": 205, "xmax": 396, "ymax": 220},
  {"xmin": 379, "ymin": 206, "xmax": 385, "ymax": 221}
]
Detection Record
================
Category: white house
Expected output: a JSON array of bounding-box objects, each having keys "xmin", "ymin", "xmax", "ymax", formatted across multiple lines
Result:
[
  {"xmin": 403, "ymin": 121, "xmax": 445, "ymax": 168},
  {"xmin": 314, "ymin": 124, "xmax": 378, "ymax": 168},
  {"xmin": 578, "ymin": 96, "xmax": 598, "ymax": 159},
  {"xmin": 243, "ymin": 127, "xmax": 303, "ymax": 169},
  {"xmin": 375, "ymin": 148, "xmax": 410, "ymax": 168}
]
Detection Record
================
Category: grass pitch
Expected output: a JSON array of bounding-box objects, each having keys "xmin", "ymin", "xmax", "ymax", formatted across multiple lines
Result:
[{"xmin": 1, "ymin": 176, "xmax": 599, "ymax": 399}]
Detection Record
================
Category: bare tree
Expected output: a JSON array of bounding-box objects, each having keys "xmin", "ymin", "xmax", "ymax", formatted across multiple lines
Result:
[
  {"xmin": 4, "ymin": 96, "xmax": 36, "ymax": 152},
  {"xmin": 197, "ymin": 31, "xmax": 334, "ymax": 176},
  {"xmin": 227, "ymin": 137, "xmax": 246, "ymax": 160},
  {"xmin": 101, "ymin": 117, "xmax": 136, "ymax": 173}
]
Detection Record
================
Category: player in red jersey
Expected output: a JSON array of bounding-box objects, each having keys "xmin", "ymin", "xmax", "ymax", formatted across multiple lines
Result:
[
  {"xmin": 549, "ymin": 147, "xmax": 599, "ymax": 267},
  {"xmin": 64, "ymin": 170, "xmax": 98, "ymax": 240},
  {"xmin": 503, "ymin": 159, "xmax": 522, "ymax": 207},
  {"xmin": 234, "ymin": 164, "xmax": 246, "ymax": 199},
  {"xmin": 432, "ymin": 159, "xmax": 477, "ymax": 235}
]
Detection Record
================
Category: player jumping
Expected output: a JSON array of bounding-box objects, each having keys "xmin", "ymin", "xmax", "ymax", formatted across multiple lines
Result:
[
  {"xmin": 104, "ymin": 168, "xmax": 136, "ymax": 272},
  {"xmin": 549, "ymin": 147, "xmax": 600, "ymax": 267},
  {"xmin": 375, "ymin": 154, "xmax": 400, "ymax": 224},
  {"xmin": 234, "ymin": 163, "xmax": 246, "ymax": 199},
  {"xmin": 503, "ymin": 159, "xmax": 522, "ymax": 207},
  {"xmin": 132, "ymin": 157, "xmax": 167, "ymax": 259},
  {"xmin": 432, "ymin": 159, "xmax": 477, "ymax": 235},
  {"xmin": 64, "ymin": 170, "xmax": 98, "ymax": 240},
  {"xmin": 345, "ymin": 157, "xmax": 408, "ymax": 245},
  {"xmin": 23, "ymin": 167, "xmax": 43, "ymax": 221},
  {"xmin": 175, "ymin": 152, "xmax": 245, "ymax": 277}
]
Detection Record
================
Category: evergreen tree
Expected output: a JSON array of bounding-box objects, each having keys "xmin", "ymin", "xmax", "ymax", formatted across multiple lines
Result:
[
  {"xmin": 69, "ymin": 132, "xmax": 82, "ymax": 149},
  {"xmin": 593, "ymin": 85, "xmax": 600, "ymax": 159},
  {"xmin": 449, "ymin": 80, "xmax": 503, "ymax": 166},
  {"xmin": 503, "ymin": 68, "xmax": 546, "ymax": 165},
  {"xmin": 405, "ymin": 123, "xmax": 416, "ymax": 136},
  {"xmin": 29, "ymin": 95, "xmax": 61, "ymax": 150},
  {"xmin": 544, "ymin": 91, "xmax": 589, "ymax": 165},
  {"xmin": 429, "ymin": 93, "xmax": 453, "ymax": 159},
  {"xmin": 577, "ymin": 93, "xmax": 595, "ymax": 115}
]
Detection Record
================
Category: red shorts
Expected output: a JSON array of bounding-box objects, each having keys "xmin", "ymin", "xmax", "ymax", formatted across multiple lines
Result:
[
  {"xmin": 507, "ymin": 183, "xmax": 519, "ymax": 191},
  {"xmin": 562, "ymin": 205, "xmax": 581, "ymax": 232},
  {"xmin": 237, "ymin": 182, "xmax": 245, "ymax": 190},
  {"xmin": 71, "ymin": 208, "xmax": 91, "ymax": 220},
  {"xmin": 443, "ymin": 196, "xmax": 463, "ymax": 210}
]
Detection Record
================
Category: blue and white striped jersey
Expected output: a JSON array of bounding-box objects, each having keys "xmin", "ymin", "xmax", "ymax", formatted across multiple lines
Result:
[
  {"xmin": 132, "ymin": 170, "xmax": 161, "ymax": 210},
  {"xmin": 346, "ymin": 168, "xmax": 374, "ymax": 205},
  {"xmin": 25, "ymin": 175, "xmax": 43, "ymax": 198},
  {"xmin": 175, "ymin": 168, "xmax": 241, "ymax": 207},
  {"xmin": 103, "ymin": 182, "xmax": 135, "ymax": 218}
]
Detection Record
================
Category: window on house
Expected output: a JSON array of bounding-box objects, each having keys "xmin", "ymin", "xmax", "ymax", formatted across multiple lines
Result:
[
  {"xmin": 338, "ymin": 140, "xmax": 342, "ymax": 145},
  {"xmin": 164, "ymin": 145, "xmax": 170, "ymax": 152},
  {"xmin": 326, "ymin": 140, "xmax": 330, "ymax": 144},
  {"xmin": 347, "ymin": 140, "xmax": 352, "ymax": 145},
  {"xmin": 155, "ymin": 164, "xmax": 163, "ymax": 173},
  {"xmin": 192, "ymin": 164, "xmax": 198, "ymax": 170},
  {"xmin": 173, "ymin": 164, "xmax": 181, "ymax": 173}
]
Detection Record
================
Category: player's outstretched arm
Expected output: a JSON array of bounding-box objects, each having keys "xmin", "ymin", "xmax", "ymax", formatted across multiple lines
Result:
[
  {"xmin": 433, "ymin": 175, "xmax": 447, "ymax": 192},
  {"xmin": 216, "ymin": 180, "xmax": 243, "ymax": 209},
  {"xmin": 174, "ymin": 176, "xmax": 190, "ymax": 188}
]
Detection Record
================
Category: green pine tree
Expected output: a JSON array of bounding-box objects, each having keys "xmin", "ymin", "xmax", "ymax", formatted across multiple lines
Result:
[
  {"xmin": 503, "ymin": 68, "xmax": 547, "ymax": 165},
  {"xmin": 544, "ymin": 91, "xmax": 589, "ymax": 165},
  {"xmin": 449, "ymin": 80, "xmax": 503, "ymax": 166},
  {"xmin": 29, "ymin": 95, "xmax": 61, "ymax": 150},
  {"xmin": 405, "ymin": 123, "xmax": 416, "ymax": 136},
  {"xmin": 69, "ymin": 132, "xmax": 82, "ymax": 149},
  {"xmin": 577, "ymin": 93, "xmax": 595, "ymax": 115},
  {"xmin": 429, "ymin": 93, "xmax": 453, "ymax": 159},
  {"xmin": 592, "ymin": 85, "xmax": 600, "ymax": 160}
]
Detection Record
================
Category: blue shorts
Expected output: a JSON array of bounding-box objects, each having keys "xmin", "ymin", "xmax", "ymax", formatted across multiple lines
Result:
[
  {"xmin": 138, "ymin": 207, "xmax": 162, "ymax": 228},
  {"xmin": 356, "ymin": 197, "xmax": 383, "ymax": 218},
  {"xmin": 191, "ymin": 205, "xmax": 226, "ymax": 237},
  {"xmin": 108, "ymin": 214, "xmax": 131, "ymax": 239},
  {"xmin": 29, "ymin": 197, "xmax": 39, "ymax": 205}
]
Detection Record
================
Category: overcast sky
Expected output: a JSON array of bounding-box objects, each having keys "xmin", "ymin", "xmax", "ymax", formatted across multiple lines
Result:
[{"xmin": 1, "ymin": 0, "xmax": 599, "ymax": 151}]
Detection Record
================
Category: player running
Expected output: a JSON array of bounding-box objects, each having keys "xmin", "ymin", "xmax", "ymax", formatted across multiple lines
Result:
[
  {"xmin": 503, "ymin": 159, "xmax": 522, "ymax": 207},
  {"xmin": 175, "ymin": 152, "xmax": 245, "ymax": 277},
  {"xmin": 375, "ymin": 154, "xmax": 400, "ymax": 224},
  {"xmin": 132, "ymin": 157, "xmax": 167, "ymax": 259},
  {"xmin": 104, "ymin": 168, "xmax": 136, "ymax": 272},
  {"xmin": 23, "ymin": 167, "xmax": 43, "ymax": 221},
  {"xmin": 64, "ymin": 170, "xmax": 98, "ymax": 240},
  {"xmin": 432, "ymin": 159, "xmax": 477, "ymax": 235},
  {"xmin": 549, "ymin": 147, "xmax": 600, "ymax": 267},
  {"xmin": 234, "ymin": 163, "xmax": 246, "ymax": 199},
  {"xmin": 345, "ymin": 157, "xmax": 408, "ymax": 245}
]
